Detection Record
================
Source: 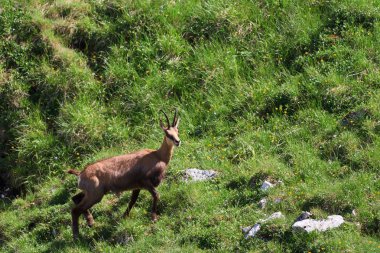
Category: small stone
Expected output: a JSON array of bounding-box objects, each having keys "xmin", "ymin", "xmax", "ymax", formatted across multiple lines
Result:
[
  {"xmin": 0, "ymin": 194, "xmax": 4, "ymax": 199},
  {"xmin": 292, "ymin": 215, "xmax": 344, "ymax": 233},
  {"xmin": 258, "ymin": 198, "xmax": 267, "ymax": 209},
  {"xmin": 259, "ymin": 211, "xmax": 284, "ymax": 223},
  {"xmin": 241, "ymin": 226, "xmax": 252, "ymax": 234},
  {"xmin": 244, "ymin": 223, "xmax": 261, "ymax": 239},
  {"xmin": 295, "ymin": 211, "xmax": 313, "ymax": 222},
  {"xmin": 352, "ymin": 209, "xmax": 357, "ymax": 216},
  {"xmin": 243, "ymin": 212, "xmax": 284, "ymax": 239},
  {"xmin": 183, "ymin": 168, "xmax": 217, "ymax": 182},
  {"xmin": 260, "ymin": 180, "xmax": 274, "ymax": 191},
  {"xmin": 274, "ymin": 198, "xmax": 282, "ymax": 203}
]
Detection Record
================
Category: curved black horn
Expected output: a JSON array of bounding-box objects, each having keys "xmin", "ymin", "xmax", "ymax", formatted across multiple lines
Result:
[
  {"xmin": 172, "ymin": 108, "xmax": 178, "ymax": 127},
  {"xmin": 160, "ymin": 109, "xmax": 170, "ymax": 128}
]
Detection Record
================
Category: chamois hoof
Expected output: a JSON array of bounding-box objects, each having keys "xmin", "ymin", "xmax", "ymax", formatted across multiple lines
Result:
[
  {"xmin": 151, "ymin": 213, "xmax": 158, "ymax": 222},
  {"xmin": 87, "ymin": 220, "xmax": 94, "ymax": 227},
  {"xmin": 73, "ymin": 233, "xmax": 79, "ymax": 241},
  {"xmin": 123, "ymin": 211, "xmax": 130, "ymax": 219},
  {"xmin": 85, "ymin": 214, "xmax": 95, "ymax": 227}
]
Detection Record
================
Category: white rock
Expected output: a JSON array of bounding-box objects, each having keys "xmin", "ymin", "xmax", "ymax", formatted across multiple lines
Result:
[
  {"xmin": 244, "ymin": 223, "xmax": 261, "ymax": 239},
  {"xmin": 183, "ymin": 168, "xmax": 217, "ymax": 181},
  {"xmin": 259, "ymin": 211, "xmax": 285, "ymax": 223},
  {"xmin": 292, "ymin": 215, "xmax": 344, "ymax": 233},
  {"xmin": 243, "ymin": 212, "xmax": 284, "ymax": 239},
  {"xmin": 258, "ymin": 198, "xmax": 267, "ymax": 209},
  {"xmin": 260, "ymin": 180, "xmax": 274, "ymax": 191},
  {"xmin": 274, "ymin": 198, "xmax": 282, "ymax": 203},
  {"xmin": 267, "ymin": 211, "xmax": 284, "ymax": 220},
  {"xmin": 241, "ymin": 226, "xmax": 252, "ymax": 234},
  {"xmin": 352, "ymin": 209, "xmax": 357, "ymax": 216}
]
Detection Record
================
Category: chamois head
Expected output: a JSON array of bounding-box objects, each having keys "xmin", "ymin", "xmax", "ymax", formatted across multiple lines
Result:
[{"xmin": 160, "ymin": 109, "xmax": 181, "ymax": 147}]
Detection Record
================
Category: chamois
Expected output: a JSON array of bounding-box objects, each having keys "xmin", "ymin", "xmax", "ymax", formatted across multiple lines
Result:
[{"xmin": 67, "ymin": 109, "xmax": 180, "ymax": 239}]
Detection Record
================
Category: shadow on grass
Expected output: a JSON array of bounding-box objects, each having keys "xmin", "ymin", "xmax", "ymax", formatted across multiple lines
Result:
[
  {"xmin": 49, "ymin": 188, "xmax": 72, "ymax": 206},
  {"xmin": 301, "ymin": 195, "xmax": 354, "ymax": 215},
  {"xmin": 40, "ymin": 214, "xmax": 125, "ymax": 252},
  {"xmin": 42, "ymin": 239, "xmax": 73, "ymax": 253}
]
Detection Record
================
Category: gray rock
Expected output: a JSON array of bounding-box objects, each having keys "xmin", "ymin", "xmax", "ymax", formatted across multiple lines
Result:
[
  {"xmin": 244, "ymin": 224, "xmax": 261, "ymax": 239},
  {"xmin": 260, "ymin": 180, "xmax": 274, "ymax": 191},
  {"xmin": 295, "ymin": 211, "xmax": 313, "ymax": 222},
  {"xmin": 241, "ymin": 226, "xmax": 253, "ymax": 234},
  {"xmin": 243, "ymin": 212, "xmax": 284, "ymax": 239},
  {"xmin": 183, "ymin": 168, "xmax": 217, "ymax": 181},
  {"xmin": 259, "ymin": 212, "xmax": 285, "ymax": 223},
  {"xmin": 292, "ymin": 215, "xmax": 344, "ymax": 233},
  {"xmin": 258, "ymin": 198, "xmax": 267, "ymax": 209}
]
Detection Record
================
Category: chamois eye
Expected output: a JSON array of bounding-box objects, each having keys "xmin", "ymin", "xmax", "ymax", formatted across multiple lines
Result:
[{"xmin": 166, "ymin": 133, "xmax": 174, "ymax": 141}]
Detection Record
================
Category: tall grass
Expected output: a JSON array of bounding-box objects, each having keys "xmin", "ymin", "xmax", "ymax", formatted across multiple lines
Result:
[{"xmin": 0, "ymin": 0, "xmax": 379, "ymax": 252}]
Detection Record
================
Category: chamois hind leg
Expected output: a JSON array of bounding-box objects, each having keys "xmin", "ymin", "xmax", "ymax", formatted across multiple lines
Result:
[
  {"xmin": 123, "ymin": 189, "xmax": 140, "ymax": 218},
  {"xmin": 71, "ymin": 191, "xmax": 103, "ymax": 240},
  {"xmin": 72, "ymin": 192, "xmax": 84, "ymax": 204},
  {"xmin": 71, "ymin": 192, "xmax": 94, "ymax": 227},
  {"xmin": 147, "ymin": 186, "xmax": 159, "ymax": 222}
]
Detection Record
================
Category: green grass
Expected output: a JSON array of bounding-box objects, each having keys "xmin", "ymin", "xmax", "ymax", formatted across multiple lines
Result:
[{"xmin": 0, "ymin": 0, "xmax": 379, "ymax": 252}]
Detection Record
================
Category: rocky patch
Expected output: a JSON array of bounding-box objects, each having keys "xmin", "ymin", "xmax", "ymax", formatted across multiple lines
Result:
[
  {"xmin": 292, "ymin": 215, "xmax": 344, "ymax": 233},
  {"xmin": 183, "ymin": 168, "xmax": 217, "ymax": 182}
]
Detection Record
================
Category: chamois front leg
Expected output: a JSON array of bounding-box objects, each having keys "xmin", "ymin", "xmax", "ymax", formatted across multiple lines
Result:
[
  {"xmin": 147, "ymin": 186, "xmax": 160, "ymax": 222},
  {"xmin": 123, "ymin": 189, "xmax": 140, "ymax": 218}
]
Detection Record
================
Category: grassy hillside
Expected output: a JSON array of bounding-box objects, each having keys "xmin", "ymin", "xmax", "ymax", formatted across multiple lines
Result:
[{"xmin": 0, "ymin": 0, "xmax": 379, "ymax": 252}]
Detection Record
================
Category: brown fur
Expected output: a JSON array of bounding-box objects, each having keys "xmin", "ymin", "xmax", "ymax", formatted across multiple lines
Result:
[{"xmin": 68, "ymin": 110, "xmax": 180, "ymax": 240}]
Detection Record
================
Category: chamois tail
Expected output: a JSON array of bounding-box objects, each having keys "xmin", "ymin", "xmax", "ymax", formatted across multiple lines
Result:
[{"xmin": 67, "ymin": 169, "xmax": 80, "ymax": 176}]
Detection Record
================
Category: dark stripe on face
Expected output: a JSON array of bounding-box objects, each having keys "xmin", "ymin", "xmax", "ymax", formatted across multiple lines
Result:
[{"xmin": 166, "ymin": 133, "xmax": 175, "ymax": 141}]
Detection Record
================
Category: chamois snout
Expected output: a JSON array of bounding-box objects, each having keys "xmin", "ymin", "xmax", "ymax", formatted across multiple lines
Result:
[{"xmin": 174, "ymin": 139, "xmax": 181, "ymax": 147}]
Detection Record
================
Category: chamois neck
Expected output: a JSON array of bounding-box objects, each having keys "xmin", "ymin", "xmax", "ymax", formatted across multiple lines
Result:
[{"xmin": 157, "ymin": 136, "xmax": 174, "ymax": 164}]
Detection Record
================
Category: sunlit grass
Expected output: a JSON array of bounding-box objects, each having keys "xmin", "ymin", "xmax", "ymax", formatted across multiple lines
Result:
[{"xmin": 0, "ymin": 0, "xmax": 379, "ymax": 252}]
